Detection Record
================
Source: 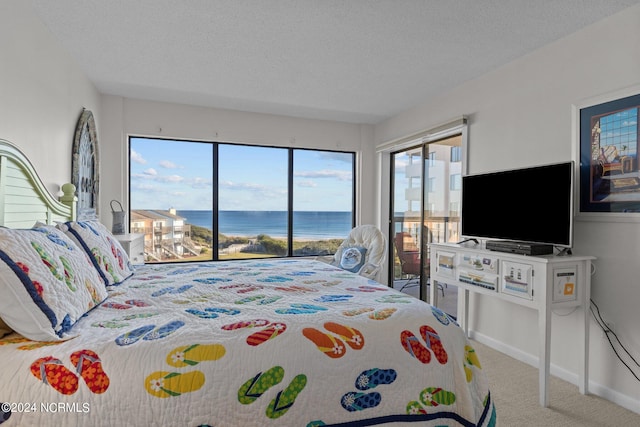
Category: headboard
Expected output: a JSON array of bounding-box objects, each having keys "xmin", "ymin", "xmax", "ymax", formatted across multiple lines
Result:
[{"xmin": 0, "ymin": 139, "xmax": 76, "ymax": 228}]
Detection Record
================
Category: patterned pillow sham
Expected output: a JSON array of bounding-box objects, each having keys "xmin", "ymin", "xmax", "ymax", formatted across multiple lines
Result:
[
  {"xmin": 61, "ymin": 220, "xmax": 134, "ymax": 286},
  {"xmin": 335, "ymin": 246, "xmax": 368, "ymax": 273},
  {"xmin": 0, "ymin": 226, "xmax": 108, "ymax": 341}
]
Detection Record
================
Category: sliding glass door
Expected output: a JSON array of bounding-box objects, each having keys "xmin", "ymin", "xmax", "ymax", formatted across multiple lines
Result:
[
  {"xmin": 390, "ymin": 135, "xmax": 462, "ymax": 316},
  {"xmin": 391, "ymin": 147, "xmax": 424, "ymax": 299}
]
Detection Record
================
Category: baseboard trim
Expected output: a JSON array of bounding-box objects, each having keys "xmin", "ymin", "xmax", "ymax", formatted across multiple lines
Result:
[{"xmin": 469, "ymin": 331, "xmax": 640, "ymax": 415}]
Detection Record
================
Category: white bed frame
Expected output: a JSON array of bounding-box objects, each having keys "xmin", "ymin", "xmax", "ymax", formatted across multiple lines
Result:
[{"xmin": 0, "ymin": 139, "xmax": 76, "ymax": 227}]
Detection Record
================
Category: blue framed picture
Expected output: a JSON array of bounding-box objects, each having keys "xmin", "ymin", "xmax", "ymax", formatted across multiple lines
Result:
[{"xmin": 579, "ymin": 92, "xmax": 640, "ymax": 213}]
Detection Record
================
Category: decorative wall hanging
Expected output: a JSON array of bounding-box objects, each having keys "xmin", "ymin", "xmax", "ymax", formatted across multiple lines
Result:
[
  {"xmin": 72, "ymin": 108, "xmax": 99, "ymax": 220},
  {"xmin": 577, "ymin": 90, "xmax": 640, "ymax": 216}
]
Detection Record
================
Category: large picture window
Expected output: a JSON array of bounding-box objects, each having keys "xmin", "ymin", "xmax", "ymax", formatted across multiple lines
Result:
[{"xmin": 129, "ymin": 137, "xmax": 355, "ymax": 263}]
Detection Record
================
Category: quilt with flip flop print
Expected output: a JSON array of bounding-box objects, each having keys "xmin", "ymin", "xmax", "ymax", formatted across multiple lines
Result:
[{"xmin": 0, "ymin": 259, "xmax": 495, "ymax": 426}]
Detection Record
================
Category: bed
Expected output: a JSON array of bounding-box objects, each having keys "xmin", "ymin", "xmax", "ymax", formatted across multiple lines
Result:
[{"xmin": 0, "ymin": 139, "xmax": 496, "ymax": 426}]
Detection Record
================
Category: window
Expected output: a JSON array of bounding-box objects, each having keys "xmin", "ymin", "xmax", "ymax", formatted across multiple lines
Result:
[
  {"xmin": 598, "ymin": 107, "xmax": 638, "ymax": 158},
  {"xmin": 292, "ymin": 150, "xmax": 355, "ymax": 253},
  {"xmin": 449, "ymin": 174, "xmax": 461, "ymax": 190},
  {"xmin": 218, "ymin": 144, "xmax": 289, "ymax": 258},
  {"xmin": 428, "ymin": 151, "xmax": 436, "ymax": 166},
  {"xmin": 129, "ymin": 138, "xmax": 213, "ymax": 262},
  {"xmin": 129, "ymin": 137, "xmax": 355, "ymax": 263},
  {"xmin": 450, "ymin": 146, "xmax": 461, "ymax": 162}
]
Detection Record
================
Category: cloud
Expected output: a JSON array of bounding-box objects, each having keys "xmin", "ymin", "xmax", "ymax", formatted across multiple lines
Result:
[
  {"xmin": 133, "ymin": 171, "xmax": 210, "ymax": 188},
  {"xmin": 132, "ymin": 182, "xmax": 157, "ymax": 191},
  {"xmin": 164, "ymin": 175, "xmax": 185, "ymax": 183},
  {"xmin": 318, "ymin": 152, "xmax": 353, "ymax": 163},
  {"xmin": 294, "ymin": 170, "xmax": 352, "ymax": 181},
  {"xmin": 221, "ymin": 180, "xmax": 272, "ymax": 192},
  {"xmin": 296, "ymin": 180, "xmax": 317, "ymax": 188},
  {"xmin": 191, "ymin": 177, "xmax": 212, "ymax": 188},
  {"xmin": 220, "ymin": 180, "xmax": 287, "ymax": 200},
  {"xmin": 130, "ymin": 150, "xmax": 147, "ymax": 164},
  {"xmin": 159, "ymin": 160, "xmax": 180, "ymax": 169}
]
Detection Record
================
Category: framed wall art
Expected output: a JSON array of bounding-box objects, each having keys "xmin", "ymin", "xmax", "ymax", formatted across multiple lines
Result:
[
  {"xmin": 72, "ymin": 108, "xmax": 99, "ymax": 220},
  {"xmin": 576, "ymin": 88, "xmax": 640, "ymax": 218}
]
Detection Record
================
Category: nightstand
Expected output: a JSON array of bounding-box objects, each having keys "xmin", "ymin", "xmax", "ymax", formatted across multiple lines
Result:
[{"xmin": 114, "ymin": 233, "xmax": 145, "ymax": 265}]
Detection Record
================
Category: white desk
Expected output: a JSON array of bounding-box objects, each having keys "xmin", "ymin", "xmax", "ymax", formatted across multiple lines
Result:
[{"xmin": 429, "ymin": 242, "xmax": 594, "ymax": 407}]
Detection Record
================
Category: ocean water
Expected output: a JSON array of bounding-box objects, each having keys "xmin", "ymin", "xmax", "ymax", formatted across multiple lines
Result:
[{"xmin": 178, "ymin": 210, "xmax": 352, "ymax": 239}]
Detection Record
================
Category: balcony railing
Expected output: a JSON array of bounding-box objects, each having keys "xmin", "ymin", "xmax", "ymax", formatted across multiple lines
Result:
[{"xmin": 131, "ymin": 224, "xmax": 191, "ymax": 235}]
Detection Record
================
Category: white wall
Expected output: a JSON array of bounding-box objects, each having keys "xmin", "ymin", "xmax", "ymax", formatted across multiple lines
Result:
[
  {"xmin": 0, "ymin": 1, "xmax": 101, "ymax": 196},
  {"xmin": 374, "ymin": 4, "xmax": 640, "ymax": 413},
  {"xmin": 99, "ymin": 96, "xmax": 376, "ymax": 230}
]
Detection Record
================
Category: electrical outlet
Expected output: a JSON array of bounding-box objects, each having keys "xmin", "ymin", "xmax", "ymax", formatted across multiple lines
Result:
[{"xmin": 553, "ymin": 267, "xmax": 577, "ymax": 302}]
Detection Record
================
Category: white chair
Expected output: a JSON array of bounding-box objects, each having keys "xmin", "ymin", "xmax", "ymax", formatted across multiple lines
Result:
[{"xmin": 317, "ymin": 225, "xmax": 387, "ymax": 280}]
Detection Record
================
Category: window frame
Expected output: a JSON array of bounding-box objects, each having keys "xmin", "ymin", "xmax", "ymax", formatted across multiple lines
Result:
[{"xmin": 128, "ymin": 136, "xmax": 356, "ymax": 262}]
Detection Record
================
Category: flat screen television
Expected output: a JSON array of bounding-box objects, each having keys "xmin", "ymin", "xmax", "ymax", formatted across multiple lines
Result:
[{"xmin": 461, "ymin": 161, "xmax": 574, "ymax": 248}]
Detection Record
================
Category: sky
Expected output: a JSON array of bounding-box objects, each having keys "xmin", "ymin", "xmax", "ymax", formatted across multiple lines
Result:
[
  {"xmin": 129, "ymin": 137, "xmax": 353, "ymax": 211},
  {"xmin": 598, "ymin": 107, "xmax": 638, "ymax": 155}
]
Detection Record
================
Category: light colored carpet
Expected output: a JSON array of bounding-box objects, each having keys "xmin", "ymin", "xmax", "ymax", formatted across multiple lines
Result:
[{"xmin": 472, "ymin": 340, "xmax": 640, "ymax": 426}]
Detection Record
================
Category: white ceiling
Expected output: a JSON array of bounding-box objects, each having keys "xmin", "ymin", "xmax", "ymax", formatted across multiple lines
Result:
[{"xmin": 29, "ymin": 0, "xmax": 640, "ymax": 124}]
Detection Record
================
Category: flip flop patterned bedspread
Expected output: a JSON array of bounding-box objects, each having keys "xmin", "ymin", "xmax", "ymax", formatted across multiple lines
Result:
[{"xmin": 0, "ymin": 259, "xmax": 496, "ymax": 426}]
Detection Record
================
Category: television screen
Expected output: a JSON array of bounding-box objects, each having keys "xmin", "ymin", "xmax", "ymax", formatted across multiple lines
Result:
[{"xmin": 461, "ymin": 161, "xmax": 574, "ymax": 247}]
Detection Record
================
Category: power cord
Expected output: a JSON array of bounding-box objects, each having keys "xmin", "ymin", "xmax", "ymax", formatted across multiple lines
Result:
[{"xmin": 590, "ymin": 298, "xmax": 640, "ymax": 382}]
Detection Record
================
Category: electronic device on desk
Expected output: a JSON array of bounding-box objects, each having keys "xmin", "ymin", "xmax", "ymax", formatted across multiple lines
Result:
[
  {"xmin": 461, "ymin": 161, "xmax": 573, "ymax": 254},
  {"xmin": 485, "ymin": 240, "xmax": 553, "ymax": 255}
]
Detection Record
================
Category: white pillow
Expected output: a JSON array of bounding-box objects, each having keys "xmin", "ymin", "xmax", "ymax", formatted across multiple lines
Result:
[
  {"xmin": 61, "ymin": 220, "xmax": 134, "ymax": 286},
  {"xmin": 0, "ymin": 226, "xmax": 108, "ymax": 341}
]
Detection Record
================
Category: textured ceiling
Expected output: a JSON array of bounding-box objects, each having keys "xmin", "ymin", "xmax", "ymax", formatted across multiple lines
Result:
[{"xmin": 29, "ymin": 0, "xmax": 640, "ymax": 124}]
